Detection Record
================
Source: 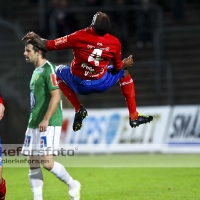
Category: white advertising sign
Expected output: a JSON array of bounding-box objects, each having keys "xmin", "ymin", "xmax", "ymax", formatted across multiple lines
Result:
[
  {"xmin": 61, "ymin": 106, "xmax": 171, "ymax": 153},
  {"xmin": 162, "ymin": 105, "xmax": 200, "ymax": 153}
]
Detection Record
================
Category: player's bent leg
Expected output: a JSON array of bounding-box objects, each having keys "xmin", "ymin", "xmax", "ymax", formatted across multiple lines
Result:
[
  {"xmin": 119, "ymin": 72, "xmax": 138, "ymax": 119},
  {"xmin": 119, "ymin": 71, "xmax": 153, "ymax": 128},
  {"xmin": 0, "ymin": 173, "xmax": 6, "ymax": 200},
  {"xmin": 56, "ymin": 77, "xmax": 82, "ymax": 112},
  {"xmin": 56, "ymin": 77, "xmax": 88, "ymax": 131},
  {"xmin": 41, "ymin": 155, "xmax": 81, "ymax": 199}
]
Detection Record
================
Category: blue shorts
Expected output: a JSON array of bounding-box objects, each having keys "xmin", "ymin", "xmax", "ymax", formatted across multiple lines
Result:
[
  {"xmin": 0, "ymin": 137, "xmax": 2, "ymax": 166},
  {"xmin": 56, "ymin": 65, "xmax": 124, "ymax": 95}
]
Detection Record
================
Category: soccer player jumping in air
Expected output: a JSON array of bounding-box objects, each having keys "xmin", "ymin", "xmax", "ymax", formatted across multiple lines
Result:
[{"xmin": 22, "ymin": 11, "xmax": 153, "ymax": 132}]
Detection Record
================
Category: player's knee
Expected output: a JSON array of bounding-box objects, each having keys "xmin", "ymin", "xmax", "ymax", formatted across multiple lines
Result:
[
  {"xmin": 41, "ymin": 160, "xmax": 54, "ymax": 171},
  {"xmin": 123, "ymin": 69, "xmax": 129, "ymax": 77},
  {"xmin": 28, "ymin": 156, "xmax": 40, "ymax": 169}
]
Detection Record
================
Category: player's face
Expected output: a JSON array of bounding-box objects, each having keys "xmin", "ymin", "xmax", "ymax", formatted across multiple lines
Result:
[{"xmin": 24, "ymin": 44, "xmax": 38, "ymax": 64}]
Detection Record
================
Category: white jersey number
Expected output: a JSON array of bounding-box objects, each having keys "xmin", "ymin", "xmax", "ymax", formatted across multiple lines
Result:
[{"xmin": 88, "ymin": 49, "xmax": 102, "ymax": 66}]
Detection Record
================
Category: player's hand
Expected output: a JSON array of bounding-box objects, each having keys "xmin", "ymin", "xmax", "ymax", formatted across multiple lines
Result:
[
  {"xmin": 122, "ymin": 55, "xmax": 134, "ymax": 68},
  {"xmin": 22, "ymin": 31, "xmax": 39, "ymax": 41},
  {"xmin": 0, "ymin": 103, "xmax": 5, "ymax": 120},
  {"xmin": 38, "ymin": 119, "xmax": 49, "ymax": 132},
  {"xmin": 22, "ymin": 31, "xmax": 48, "ymax": 51}
]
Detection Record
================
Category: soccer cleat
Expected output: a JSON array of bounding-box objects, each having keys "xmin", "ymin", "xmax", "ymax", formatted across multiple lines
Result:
[
  {"xmin": 68, "ymin": 180, "xmax": 81, "ymax": 200},
  {"xmin": 129, "ymin": 113, "xmax": 153, "ymax": 128},
  {"xmin": 73, "ymin": 105, "xmax": 88, "ymax": 131}
]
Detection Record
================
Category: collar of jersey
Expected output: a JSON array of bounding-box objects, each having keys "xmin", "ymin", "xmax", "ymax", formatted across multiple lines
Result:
[{"xmin": 34, "ymin": 60, "xmax": 48, "ymax": 71}]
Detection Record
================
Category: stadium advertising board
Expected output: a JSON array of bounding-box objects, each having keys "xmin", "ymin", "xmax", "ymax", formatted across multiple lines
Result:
[
  {"xmin": 162, "ymin": 105, "xmax": 200, "ymax": 153},
  {"xmin": 61, "ymin": 106, "xmax": 170, "ymax": 153}
]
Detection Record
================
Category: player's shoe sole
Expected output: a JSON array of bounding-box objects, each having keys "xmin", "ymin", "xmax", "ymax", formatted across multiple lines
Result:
[
  {"xmin": 129, "ymin": 113, "xmax": 153, "ymax": 128},
  {"xmin": 69, "ymin": 180, "xmax": 81, "ymax": 200},
  {"xmin": 73, "ymin": 105, "xmax": 88, "ymax": 132}
]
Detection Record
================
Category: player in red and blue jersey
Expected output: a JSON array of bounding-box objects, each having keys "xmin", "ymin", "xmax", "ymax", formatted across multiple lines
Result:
[
  {"xmin": 22, "ymin": 11, "xmax": 153, "ymax": 132},
  {"xmin": 0, "ymin": 95, "xmax": 6, "ymax": 200}
]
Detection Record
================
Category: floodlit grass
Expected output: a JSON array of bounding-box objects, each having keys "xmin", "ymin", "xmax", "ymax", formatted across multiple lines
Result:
[{"xmin": 4, "ymin": 154, "xmax": 200, "ymax": 200}]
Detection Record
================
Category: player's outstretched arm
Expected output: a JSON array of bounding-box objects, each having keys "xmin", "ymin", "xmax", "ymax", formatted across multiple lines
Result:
[
  {"xmin": 122, "ymin": 55, "xmax": 134, "ymax": 69},
  {"xmin": 22, "ymin": 31, "xmax": 48, "ymax": 51}
]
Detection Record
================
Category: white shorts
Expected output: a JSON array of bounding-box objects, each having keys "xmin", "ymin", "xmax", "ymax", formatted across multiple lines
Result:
[{"xmin": 21, "ymin": 126, "xmax": 61, "ymax": 156}]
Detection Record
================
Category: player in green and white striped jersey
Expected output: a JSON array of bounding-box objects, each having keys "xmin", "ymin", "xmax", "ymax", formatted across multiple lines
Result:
[{"xmin": 21, "ymin": 40, "xmax": 81, "ymax": 200}]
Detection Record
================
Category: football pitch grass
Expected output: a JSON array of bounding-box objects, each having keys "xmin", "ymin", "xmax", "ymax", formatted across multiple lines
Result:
[{"xmin": 4, "ymin": 154, "xmax": 200, "ymax": 200}]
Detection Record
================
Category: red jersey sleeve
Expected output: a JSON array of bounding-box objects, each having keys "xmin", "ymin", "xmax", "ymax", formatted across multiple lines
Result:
[
  {"xmin": 111, "ymin": 39, "xmax": 124, "ymax": 70},
  {"xmin": 0, "ymin": 96, "xmax": 3, "ymax": 105},
  {"xmin": 47, "ymin": 32, "xmax": 77, "ymax": 51}
]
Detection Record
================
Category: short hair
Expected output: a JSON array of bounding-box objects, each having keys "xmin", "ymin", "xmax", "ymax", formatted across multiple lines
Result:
[
  {"xmin": 92, "ymin": 14, "xmax": 111, "ymax": 36},
  {"xmin": 26, "ymin": 39, "xmax": 47, "ymax": 59}
]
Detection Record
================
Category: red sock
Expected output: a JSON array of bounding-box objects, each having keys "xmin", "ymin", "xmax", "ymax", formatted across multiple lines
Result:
[
  {"xmin": 57, "ymin": 77, "xmax": 81, "ymax": 112},
  {"xmin": 0, "ymin": 178, "xmax": 6, "ymax": 200},
  {"xmin": 119, "ymin": 74, "xmax": 138, "ymax": 120}
]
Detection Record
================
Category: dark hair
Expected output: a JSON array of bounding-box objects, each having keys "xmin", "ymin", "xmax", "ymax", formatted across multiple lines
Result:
[
  {"xmin": 26, "ymin": 39, "xmax": 47, "ymax": 59},
  {"xmin": 92, "ymin": 15, "xmax": 111, "ymax": 36}
]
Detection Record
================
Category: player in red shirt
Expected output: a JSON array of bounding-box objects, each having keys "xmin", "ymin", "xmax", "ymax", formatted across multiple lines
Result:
[
  {"xmin": 22, "ymin": 11, "xmax": 153, "ymax": 132},
  {"xmin": 0, "ymin": 95, "xmax": 6, "ymax": 200},
  {"xmin": 0, "ymin": 96, "xmax": 5, "ymax": 121}
]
